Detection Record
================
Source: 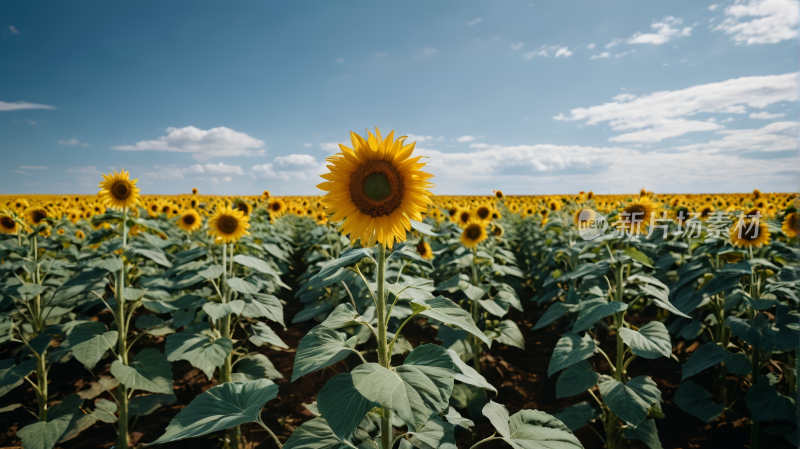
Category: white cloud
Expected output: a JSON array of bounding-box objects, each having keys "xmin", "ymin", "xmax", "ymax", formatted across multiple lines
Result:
[
  {"xmin": 466, "ymin": 18, "xmax": 482, "ymax": 26},
  {"xmin": 145, "ymin": 162, "xmax": 244, "ymax": 179},
  {"xmin": 605, "ymin": 38, "xmax": 625, "ymax": 48},
  {"xmin": 555, "ymin": 72, "xmax": 798, "ymax": 143},
  {"xmin": 58, "ymin": 138, "xmax": 89, "ymax": 147},
  {"xmin": 627, "ymin": 16, "xmax": 692, "ymax": 45},
  {"xmin": 510, "ymin": 42, "xmax": 524, "ymax": 51},
  {"xmin": 455, "ymin": 135, "xmax": 476, "ymax": 143},
  {"xmin": 252, "ymin": 154, "xmax": 325, "ymax": 181},
  {"xmin": 112, "ymin": 126, "xmax": 265, "ymax": 160},
  {"xmin": 674, "ymin": 121, "xmax": 797, "ymax": 152},
  {"xmin": 9, "ymin": 25, "xmax": 19, "ymax": 35},
  {"xmin": 612, "ymin": 93, "xmax": 637, "ymax": 102},
  {"xmin": 13, "ymin": 170, "xmax": 29, "ymax": 175},
  {"xmin": 750, "ymin": 111, "xmax": 786, "ymax": 119},
  {"xmin": 19, "ymin": 166, "xmax": 48, "ymax": 170},
  {"xmin": 320, "ymin": 142, "xmax": 340, "ymax": 153},
  {"xmin": 709, "ymin": 3, "xmax": 719, "ymax": 10},
  {"xmin": 555, "ymin": 47, "xmax": 573, "ymax": 57},
  {"xmin": 587, "ymin": 43, "xmax": 596, "ymax": 49},
  {"xmin": 406, "ymin": 134, "xmax": 433, "ymax": 142},
  {"xmin": 303, "ymin": 143, "xmax": 312, "ymax": 147},
  {"xmin": 615, "ymin": 50, "xmax": 636, "ymax": 58},
  {"xmin": 590, "ymin": 52, "xmax": 610, "ymax": 60},
  {"xmin": 420, "ymin": 47, "xmax": 439, "ymax": 57},
  {"xmin": 713, "ymin": 0, "xmax": 798, "ymax": 44},
  {"xmin": 0, "ymin": 101, "xmax": 55, "ymax": 111}
]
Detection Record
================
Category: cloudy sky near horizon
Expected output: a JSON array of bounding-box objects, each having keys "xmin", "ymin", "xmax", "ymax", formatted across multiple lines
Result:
[{"xmin": 2, "ymin": 0, "xmax": 798, "ymax": 196}]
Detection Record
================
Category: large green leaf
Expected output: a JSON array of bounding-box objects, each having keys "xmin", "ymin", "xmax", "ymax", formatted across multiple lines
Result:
[
  {"xmin": 317, "ymin": 373, "xmax": 379, "ymax": 441},
  {"xmin": 132, "ymin": 248, "xmax": 172, "ymax": 267},
  {"xmin": 232, "ymin": 254, "xmax": 290, "ymax": 289},
  {"xmin": 681, "ymin": 343, "xmax": 732, "ymax": 380},
  {"xmin": 553, "ymin": 401, "xmax": 599, "ymax": 431},
  {"xmin": 548, "ymin": 332, "xmax": 596, "ymax": 377},
  {"xmin": 292, "ymin": 326, "xmax": 359, "ymax": 382},
  {"xmin": 619, "ymin": 322, "xmax": 671, "ymax": 359},
  {"xmin": 315, "ymin": 248, "xmax": 375, "ymax": 280},
  {"xmin": 248, "ymin": 322, "xmax": 289, "ymax": 349},
  {"xmin": 50, "ymin": 268, "xmax": 108, "ymax": 305},
  {"xmin": 0, "ymin": 358, "xmax": 36, "ymax": 398},
  {"xmin": 406, "ymin": 415, "xmax": 457, "ymax": 449},
  {"xmin": 320, "ymin": 303, "xmax": 370, "ymax": 330},
  {"xmin": 745, "ymin": 384, "xmax": 795, "ymax": 422},
  {"xmin": 556, "ymin": 360, "xmax": 600, "ymax": 399},
  {"xmin": 351, "ymin": 362, "xmax": 453, "ymax": 431},
  {"xmin": 111, "ymin": 348, "xmax": 173, "ymax": 394},
  {"xmin": 202, "ymin": 300, "xmax": 245, "ymax": 321},
  {"xmin": 597, "ymin": 375, "xmax": 650, "ymax": 428},
  {"xmin": 226, "ymin": 277, "xmax": 260, "ymax": 294},
  {"xmin": 572, "ymin": 299, "xmax": 627, "ymax": 333},
  {"xmin": 18, "ymin": 415, "xmax": 74, "ymax": 449},
  {"xmin": 241, "ymin": 293, "xmax": 285, "ymax": 325},
  {"xmin": 66, "ymin": 322, "xmax": 118, "ymax": 369},
  {"xmin": 282, "ymin": 417, "xmax": 356, "ymax": 449},
  {"xmin": 625, "ymin": 418, "xmax": 662, "ymax": 449},
  {"xmin": 674, "ymin": 381, "xmax": 724, "ymax": 423},
  {"xmin": 232, "ymin": 353, "xmax": 283, "ymax": 382},
  {"xmin": 149, "ymin": 378, "xmax": 278, "ymax": 446},
  {"xmin": 165, "ymin": 324, "xmax": 233, "ymax": 379},
  {"xmin": 482, "ymin": 400, "xmax": 583, "ymax": 448},
  {"xmin": 486, "ymin": 320, "xmax": 525, "ymax": 349},
  {"xmin": 532, "ymin": 302, "xmax": 573, "ymax": 330},
  {"xmin": 412, "ymin": 296, "xmax": 490, "ymax": 346},
  {"xmin": 447, "ymin": 349, "xmax": 496, "ymax": 393}
]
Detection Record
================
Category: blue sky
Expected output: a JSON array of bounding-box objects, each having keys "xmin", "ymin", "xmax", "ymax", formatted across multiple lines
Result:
[{"xmin": 2, "ymin": 0, "xmax": 798, "ymax": 196}]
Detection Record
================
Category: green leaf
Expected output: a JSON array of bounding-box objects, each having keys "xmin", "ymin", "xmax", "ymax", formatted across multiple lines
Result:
[
  {"xmin": 624, "ymin": 247, "xmax": 654, "ymax": 268},
  {"xmin": 725, "ymin": 353, "xmax": 751, "ymax": 376},
  {"xmin": 625, "ymin": 418, "xmax": 663, "ymax": 449},
  {"xmin": 232, "ymin": 254, "xmax": 289, "ymax": 289},
  {"xmin": 132, "ymin": 248, "xmax": 172, "ymax": 267},
  {"xmin": 736, "ymin": 291, "xmax": 777, "ymax": 311},
  {"xmin": 410, "ymin": 219, "xmax": 440, "ymax": 237},
  {"xmin": 283, "ymin": 417, "xmax": 354, "ymax": 449},
  {"xmin": 619, "ymin": 322, "xmax": 671, "ymax": 359},
  {"xmin": 232, "ymin": 354, "xmax": 283, "ymax": 382},
  {"xmin": 66, "ymin": 322, "xmax": 118, "ymax": 369},
  {"xmin": 320, "ymin": 303, "xmax": 369, "ymax": 330},
  {"xmin": 18, "ymin": 415, "xmax": 73, "ymax": 449},
  {"xmin": 292, "ymin": 326, "xmax": 360, "ymax": 382},
  {"xmin": 129, "ymin": 393, "xmax": 177, "ymax": 416},
  {"xmin": 351, "ymin": 362, "xmax": 453, "ymax": 431},
  {"xmin": 241, "ymin": 293, "xmax": 285, "ymax": 326},
  {"xmin": 226, "ymin": 277, "xmax": 260, "ymax": 294},
  {"xmin": 674, "ymin": 381, "xmax": 724, "ymax": 423},
  {"xmin": 572, "ymin": 299, "xmax": 627, "ymax": 333},
  {"xmin": 482, "ymin": 400, "xmax": 583, "ymax": 449},
  {"xmin": 315, "ymin": 248, "xmax": 375, "ymax": 280},
  {"xmin": 149, "ymin": 378, "xmax": 278, "ymax": 446},
  {"xmin": 557, "ymin": 360, "xmax": 600, "ymax": 398},
  {"xmin": 681, "ymin": 343, "xmax": 732, "ymax": 380},
  {"xmin": 627, "ymin": 375, "xmax": 662, "ymax": 415},
  {"xmin": 548, "ymin": 332, "xmax": 596, "ymax": 377},
  {"xmin": 111, "ymin": 348, "xmax": 173, "ymax": 394},
  {"xmin": 28, "ymin": 334, "xmax": 52, "ymax": 357},
  {"xmin": 203, "ymin": 300, "xmax": 246, "ymax": 321},
  {"xmin": 443, "ymin": 406, "xmax": 474, "ymax": 429},
  {"xmin": 51, "ymin": 268, "xmax": 108, "ymax": 305},
  {"xmin": 533, "ymin": 302, "xmax": 572, "ymax": 330},
  {"xmin": 90, "ymin": 398, "xmax": 118, "ymax": 423},
  {"xmin": 317, "ymin": 373, "xmax": 379, "ymax": 441},
  {"xmin": 487, "ymin": 319, "xmax": 525, "ymax": 349},
  {"xmin": 746, "ymin": 384, "xmax": 795, "ymax": 422},
  {"xmin": 447, "ymin": 349, "xmax": 497, "ymax": 393},
  {"xmin": 553, "ymin": 401, "xmax": 599, "ymax": 431},
  {"xmin": 406, "ymin": 415, "xmax": 457, "ymax": 449},
  {"xmin": 635, "ymin": 283, "xmax": 691, "ymax": 319},
  {"xmin": 198, "ymin": 265, "xmax": 224, "ymax": 280},
  {"xmin": 412, "ymin": 296, "xmax": 490, "ymax": 346},
  {"xmin": 597, "ymin": 375, "xmax": 650, "ymax": 428},
  {"xmin": 165, "ymin": 325, "xmax": 232, "ymax": 379},
  {"xmin": 248, "ymin": 322, "xmax": 289, "ymax": 349}
]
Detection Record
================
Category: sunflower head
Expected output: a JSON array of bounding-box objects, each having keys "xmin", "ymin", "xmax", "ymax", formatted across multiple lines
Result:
[
  {"xmin": 208, "ymin": 205, "xmax": 250, "ymax": 244},
  {"xmin": 782, "ymin": 212, "xmax": 798, "ymax": 238},
  {"xmin": 494, "ymin": 190, "xmax": 504, "ymax": 199},
  {"xmin": 192, "ymin": 188, "xmax": 198, "ymax": 195},
  {"xmin": 268, "ymin": 198, "xmax": 286, "ymax": 217},
  {"xmin": 473, "ymin": 205, "xmax": 492, "ymax": 223},
  {"xmin": 460, "ymin": 223, "xmax": 487, "ymax": 249},
  {"xmin": 618, "ymin": 198, "xmax": 656, "ymax": 234},
  {"xmin": 730, "ymin": 219, "xmax": 770, "ymax": 248},
  {"xmin": 233, "ymin": 200, "xmax": 252, "ymax": 217},
  {"xmin": 0, "ymin": 214, "xmax": 19, "ymax": 234},
  {"xmin": 25, "ymin": 207, "xmax": 49, "ymax": 227},
  {"xmin": 573, "ymin": 208, "xmax": 596, "ymax": 229},
  {"xmin": 177, "ymin": 209, "xmax": 203, "ymax": 233},
  {"xmin": 455, "ymin": 208, "xmax": 473, "ymax": 228},
  {"xmin": 97, "ymin": 169, "xmax": 140, "ymax": 211},
  {"xmin": 263, "ymin": 190, "xmax": 271, "ymax": 199},
  {"xmin": 315, "ymin": 212, "xmax": 328, "ymax": 225},
  {"xmin": 415, "ymin": 241, "xmax": 434, "ymax": 260},
  {"xmin": 491, "ymin": 222, "xmax": 504, "ymax": 237},
  {"xmin": 698, "ymin": 204, "xmax": 715, "ymax": 220},
  {"xmin": 75, "ymin": 230, "xmax": 85, "ymax": 239},
  {"xmin": 317, "ymin": 128, "xmax": 434, "ymax": 248}
]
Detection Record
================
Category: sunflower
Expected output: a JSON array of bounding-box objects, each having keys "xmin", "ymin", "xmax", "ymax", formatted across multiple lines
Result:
[
  {"xmin": 25, "ymin": 207, "xmax": 49, "ymax": 227},
  {"xmin": 233, "ymin": 201, "xmax": 252, "ymax": 217},
  {"xmin": 573, "ymin": 208, "xmax": 596, "ymax": 228},
  {"xmin": 752, "ymin": 189, "xmax": 762, "ymax": 200},
  {"xmin": 455, "ymin": 208, "xmax": 473, "ymax": 228},
  {"xmin": 697, "ymin": 204, "xmax": 715, "ymax": 220},
  {"xmin": 208, "ymin": 205, "xmax": 250, "ymax": 244},
  {"xmin": 147, "ymin": 200, "xmax": 162, "ymax": 218},
  {"xmin": 587, "ymin": 191, "xmax": 594, "ymax": 200},
  {"xmin": 415, "ymin": 241, "xmax": 434, "ymax": 260},
  {"xmin": 268, "ymin": 198, "xmax": 287, "ymax": 217},
  {"xmin": 67, "ymin": 208, "xmax": 82, "ymax": 224},
  {"xmin": 317, "ymin": 129, "xmax": 434, "ymax": 247},
  {"xmin": 315, "ymin": 212, "xmax": 328, "ymax": 225},
  {"xmin": 262, "ymin": 190, "xmax": 271, "ymax": 199},
  {"xmin": 782, "ymin": 212, "xmax": 798, "ymax": 238},
  {"xmin": 548, "ymin": 200, "xmax": 562, "ymax": 211},
  {"xmin": 730, "ymin": 219, "xmax": 770, "ymax": 248},
  {"xmin": 192, "ymin": 188, "xmax": 198, "ymax": 195},
  {"xmin": 13, "ymin": 198, "xmax": 30, "ymax": 211},
  {"xmin": 618, "ymin": 198, "xmax": 656, "ymax": 234},
  {"xmin": 177, "ymin": 209, "xmax": 203, "ymax": 233},
  {"xmin": 0, "ymin": 214, "xmax": 19, "ymax": 234},
  {"xmin": 491, "ymin": 222, "xmax": 504, "ymax": 237},
  {"xmin": 461, "ymin": 223, "xmax": 487, "ymax": 249},
  {"xmin": 75, "ymin": 230, "xmax": 85, "ymax": 240},
  {"xmin": 672, "ymin": 206, "xmax": 691, "ymax": 224},
  {"xmin": 97, "ymin": 169, "xmax": 140, "ymax": 211},
  {"xmin": 188, "ymin": 196, "xmax": 199, "ymax": 209},
  {"xmin": 494, "ymin": 190, "xmax": 504, "ymax": 198},
  {"xmin": 473, "ymin": 204, "xmax": 493, "ymax": 224}
]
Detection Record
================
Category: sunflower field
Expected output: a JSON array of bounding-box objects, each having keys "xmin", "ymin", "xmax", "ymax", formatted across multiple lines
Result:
[{"xmin": 0, "ymin": 130, "xmax": 798, "ymax": 449}]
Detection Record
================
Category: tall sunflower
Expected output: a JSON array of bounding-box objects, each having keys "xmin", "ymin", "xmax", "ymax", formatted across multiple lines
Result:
[
  {"xmin": 461, "ymin": 223, "xmax": 487, "ymax": 249},
  {"xmin": 177, "ymin": 209, "xmax": 203, "ymax": 233},
  {"xmin": 473, "ymin": 204, "xmax": 493, "ymax": 224},
  {"xmin": 455, "ymin": 208, "xmax": 474, "ymax": 228},
  {"xmin": 730, "ymin": 219, "xmax": 770, "ymax": 248},
  {"xmin": 97, "ymin": 169, "xmax": 140, "ymax": 211},
  {"xmin": 494, "ymin": 190, "xmax": 504, "ymax": 198},
  {"xmin": 415, "ymin": 241, "xmax": 434, "ymax": 260},
  {"xmin": 317, "ymin": 128, "xmax": 434, "ymax": 247},
  {"xmin": 208, "ymin": 205, "xmax": 250, "ymax": 244},
  {"xmin": 268, "ymin": 198, "xmax": 287, "ymax": 217}
]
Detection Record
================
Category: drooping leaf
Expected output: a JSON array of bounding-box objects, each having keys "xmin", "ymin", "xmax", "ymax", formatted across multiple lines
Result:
[
  {"xmin": 248, "ymin": 322, "xmax": 289, "ymax": 349},
  {"xmin": 619, "ymin": 322, "xmax": 671, "ymax": 359},
  {"xmin": 315, "ymin": 248, "xmax": 375, "ymax": 280},
  {"xmin": 132, "ymin": 248, "xmax": 172, "ymax": 267},
  {"xmin": 129, "ymin": 393, "xmax": 177, "ymax": 416},
  {"xmin": 487, "ymin": 320, "xmax": 525, "ymax": 349},
  {"xmin": 241, "ymin": 293, "xmax": 285, "ymax": 326},
  {"xmin": 556, "ymin": 360, "xmax": 600, "ymax": 398},
  {"xmin": 447, "ymin": 349, "xmax": 497, "ymax": 393},
  {"xmin": 226, "ymin": 277, "xmax": 260, "ymax": 295},
  {"xmin": 282, "ymin": 417, "xmax": 354, "ymax": 449},
  {"xmin": 482, "ymin": 400, "xmax": 583, "ymax": 448},
  {"xmin": 320, "ymin": 303, "xmax": 370, "ymax": 330},
  {"xmin": 548, "ymin": 332, "xmax": 596, "ymax": 377},
  {"xmin": 746, "ymin": 384, "xmax": 795, "ymax": 422},
  {"xmin": 674, "ymin": 381, "xmax": 724, "ymax": 423},
  {"xmin": 532, "ymin": 302, "xmax": 572, "ymax": 330},
  {"xmin": 317, "ymin": 373, "xmax": 379, "ymax": 441},
  {"xmin": 553, "ymin": 401, "xmax": 599, "ymax": 431},
  {"xmin": 232, "ymin": 353, "xmax": 283, "ymax": 382},
  {"xmin": 0, "ymin": 358, "xmax": 36, "ymax": 398},
  {"xmin": 111, "ymin": 348, "xmax": 173, "ymax": 394},
  {"xmin": 90, "ymin": 398, "xmax": 118, "ymax": 423},
  {"xmin": 572, "ymin": 299, "xmax": 627, "ymax": 333},
  {"xmin": 165, "ymin": 325, "xmax": 232, "ymax": 379},
  {"xmin": 292, "ymin": 326, "xmax": 359, "ymax": 382},
  {"xmin": 625, "ymin": 418, "xmax": 663, "ymax": 449},
  {"xmin": 681, "ymin": 343, "xmax": 732, "ymax": 380},
  {"xmin": 203, "ymin": 300, "xmax": 246, "ymax": 322},
  {"xmin": 597, "ymin": 375, "xmax": 650, "ymax": 428},
  {"xmin": 66, "ymin": 322, "xmax": 118, "ymax": 369},
  {"xmin": 406, "ymin": 414, "xmax": 457, "ymax": 449},
  {"xmin": 412, "ymin": 296, "xmax": 491, "ymax": 346},
  {"xmin": 149, "ymin": 379, "xmax": 278, "ymax": 446}
]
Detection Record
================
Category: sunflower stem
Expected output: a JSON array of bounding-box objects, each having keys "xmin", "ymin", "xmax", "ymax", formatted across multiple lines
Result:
[
  {"xmin": 374, "ymin": 244, "xmax": 393, "ymax": 449},
  {"xmin": 116, "ymin": 207, "xmax": 129, "ymax": 449},
  {"xmin": 470, "ymin": 248, "xmax": 481, "ymax": 374}
]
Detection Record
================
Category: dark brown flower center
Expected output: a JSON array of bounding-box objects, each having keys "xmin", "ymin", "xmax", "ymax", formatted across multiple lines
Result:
[
  {"xmin": 739, "ymin": 222, "xmax": 760, "ymax": 241},
  {"xmin": 0, "ymin": 216, "xmax": 15, "ymax": 229},
  {"xmin": 465, "ymin": 224, "xmax": 482, "ymax": 240},
  {"xmin": 32, "ymin": 210, "xmax": 47, "ymax": 223},
  {"xmin": 625, "ymin": 205, "xmax": 646, "ymax": 223},
  {"xmin": 416, "ymin": 242, "xmax": 429, "ymax": 256},
  {"xmin": 218, "ymin": 215, "xmax": 239, "ymax": 234},
  {"xmin": 161, "ymin": 205, "xmax": 171, "ymax": 214},
  {"xmin": 112, "ymin": 181, "xmax": 131, "ymax": 200},
  {"xmin": 182, "ymin": 214, "xmax": 197, "ymax": 225},
  {"xmin": 235, "ymin": 203, "xmax": 250, "ymax": 214},
  {"xmin": 477, "ymin": 207, "xmax": 490, "ymax": 220},
  {"xmin": 350, "ymin": 160, "xmax": 405, "ymax": 218}
]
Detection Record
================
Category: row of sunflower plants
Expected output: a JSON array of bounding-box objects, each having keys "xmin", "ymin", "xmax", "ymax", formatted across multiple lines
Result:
[
  {"xmin": 0, "ymin": 171, "xmax": 294, "ymax": 449},
  {"xmin": 148, "ymin": 129, "xmax": 587, "ymax": 449},
  {"xmin": 511, "ymin": 195, "xmax": 799, "ymax": 449}
]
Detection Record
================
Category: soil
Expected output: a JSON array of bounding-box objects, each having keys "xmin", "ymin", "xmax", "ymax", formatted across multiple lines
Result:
[{"xmin": 0, "ymin": 278, "xmax": 794, "ymax": 449}]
